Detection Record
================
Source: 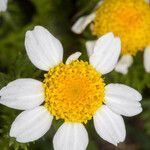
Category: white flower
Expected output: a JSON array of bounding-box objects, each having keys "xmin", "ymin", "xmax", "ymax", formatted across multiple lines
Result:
[
  {"xmin": 0, "ymin": 26, "xmax": 142, "ymax": 149},
  {"xmin": 0, "ymin": 0, "xmax": 8, "ymax": 12},
  {"xmin": 71, "ymin": 0, "xmax": 150, "ymax": 74}
]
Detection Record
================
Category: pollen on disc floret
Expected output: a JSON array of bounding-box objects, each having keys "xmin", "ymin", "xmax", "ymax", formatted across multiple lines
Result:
[
  {"xmin": 93, "ymin": 0, "xmax": 150, "ymax": 55},
  {"xmin": 43, "ymin": 60, "xmax": 105, "ymax": 123}
]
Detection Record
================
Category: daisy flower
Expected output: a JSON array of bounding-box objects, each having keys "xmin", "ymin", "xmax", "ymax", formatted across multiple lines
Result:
[
  {"xmin": 0, "ymin": 26, "xmax": 142, "ymax": 149},
  {"xmin": 0, "ymin": 0, "xmax": 8, "ymax": 12},
  {"xmin": 72, "ymin": 0, "xmax": 150, "ymax": 74}
]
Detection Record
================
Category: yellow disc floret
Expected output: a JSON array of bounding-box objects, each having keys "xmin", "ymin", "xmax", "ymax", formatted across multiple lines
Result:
[
  {"xmin": 93, "ymin": 0, "xmax": 150, "ymax": 55},
  {"xmin": 43, "ymin": 60, "xmax": 105, "ymax": 123}
]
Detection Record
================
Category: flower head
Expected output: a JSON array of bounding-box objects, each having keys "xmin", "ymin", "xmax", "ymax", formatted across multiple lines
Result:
[
  {"xmin": 44, "ymin": 61, "xmax": 105, "ymax": 123},
  {"xmin": 72, "ymin": 0, "xmax": 150, "ymax": 74},
  {"xmin": 93, "ymin": 0, "xmax": 150, "ymax": 55},
  {"xmin": 0, "ymin": 26, "xmax": 142, "ymax": 149}
]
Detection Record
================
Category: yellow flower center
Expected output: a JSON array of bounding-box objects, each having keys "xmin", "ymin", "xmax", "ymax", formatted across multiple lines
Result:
[
  {"xmin": 43, "ymin": 60, "xmax": 105, "ymax": 123},
  {"xmin": 93, "ymin": 0, "xmax": 150, "ymax": 55}
]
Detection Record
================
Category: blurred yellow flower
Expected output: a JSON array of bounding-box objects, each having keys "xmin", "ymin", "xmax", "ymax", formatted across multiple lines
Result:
[
  {"xmin": 72, "ymin": 0, "xmax": 150, "ymax": 74},
  {"xmin": 93, "ymin": 0, "xmax": 150, "ymax": 55}
]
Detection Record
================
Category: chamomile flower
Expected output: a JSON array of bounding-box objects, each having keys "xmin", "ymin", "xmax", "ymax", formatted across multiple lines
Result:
[
  {"xmin": 0, "ymin": 26, "xmax": 142, "ymax": 149},
  {"xmin": 0, "ymin": 0, "xmax": 8, "ymax": 12},
  {"xmin": 72, "ymin": 0, "xmax": 150, "ymax": 74}
]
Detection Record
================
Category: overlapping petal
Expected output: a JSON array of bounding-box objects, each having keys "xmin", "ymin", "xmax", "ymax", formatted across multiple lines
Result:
[
  {"xmin": 90, "ymin": 32, "xmax": 121, "ymax": 74},
  {"xmin": 85, "ymin": 40, "xmax": 96, "ymax": 57},
  {"xmin": 94, "ymin": 105, "xmax": 126, "ymax": 146}
]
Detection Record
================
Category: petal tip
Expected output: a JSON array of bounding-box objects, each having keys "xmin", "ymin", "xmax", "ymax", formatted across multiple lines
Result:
[{"xmin": 34, "ymin": 25, "xmax": 45, "ymax": 31}]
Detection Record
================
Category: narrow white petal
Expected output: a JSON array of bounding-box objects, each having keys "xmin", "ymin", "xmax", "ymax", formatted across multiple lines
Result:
[
  {"xmin": 0, "ymin": 79, "xmax": 44, "ymax": 110},
  {"xmin": 105, "ymin": 84, "xmax": 142, "ymax": 117},
  {"xmin": 10, "ymin": 106, "xmax": 53, "ymax": 143},
  {"xmin": 94, "ymin": 105, "xmax": 126, "ymax": 146},
  {"xmin": 66, "ymin": 52, "xmax": 81, "ymax": 64},
  {"xmin": 0, "ymin": 0, "xmax": 7, "ymax": 12},
  {"xmin": 144, "ymin": 46, "xmax": 150, "ymax": 73},
  {"xmin": 94, "ymin": 0, "xmax": 104, "ymax": 10},
  {"xmin": 71, "ymin": 13, "xmax": 96, "ymax": 34},
  {"xmin": 115, "ymin": 55, "xmax": 133, "ymax": 74},
  {"xmin": 86, "ymin": 40, "xmax": 96, "ymax": 57},
  {"xmin": 25, "ymin": 26, "xmax": 63, "ymax": 71},
  {"xmin": 53, "ymin": 123, "xmax": 88, "ymax": 150},
  {"xmin": 90, "ymin": 32, "xmax": 121, "ymax": 74}
]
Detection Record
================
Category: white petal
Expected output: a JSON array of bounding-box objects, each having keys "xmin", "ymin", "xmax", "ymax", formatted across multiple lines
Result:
[
  {"xmin": 53, "ymin": 123, "xmax": 88, "ymax": 150},
  {"xmin": 105, "ymin": 84, "xmax": 142, "ymax": 117},
  {"xmin": 144, "ymin": 46, "xmax": 150, "ymax": 73},
  {"xmin": 85, "ymin": 40, "xmax": 96, "ymax": 57},
  {"xmin": 90, "ymin": 32, "xmax": 121, "ymax": 74},
  {"xmin": 66, "ymin": 52, "xmax": 81, "ymax": 64},
  {"xmin": 94, "ymin": 105, "xmax": 126, "ymax": 146},
  {"xmin": 0, "ymin": 0, "xmax": 7, "ymax": 12},
  {"xmin": 94, "ymin": 0, "xmax": 104, "ymax": 10},
  {"xmin": 71, "ymin": 13, "xmax": 96, "ymax": 34},
  {"xmin": 10, "ymin": 106, "xmax": 53, "ymax": 143},
  {"xmin": 25, "ymin": 26, "xmax": 63, "ymax": 71},
  {"xmin": 145, "ymin": 0, "xmax": 150, "ymax": 3},
  {"xmin": 115, "ymin": 55, "xmax": 133, "ymax": 74},
  {"xmin": 0, "ymin": 79, "xmax": 44, "ymax": 110}
]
